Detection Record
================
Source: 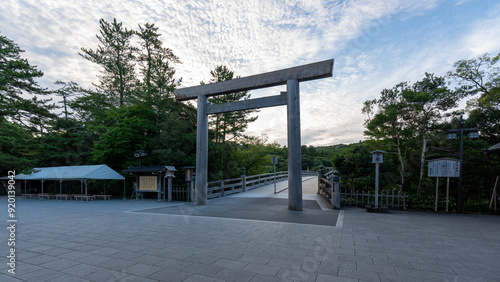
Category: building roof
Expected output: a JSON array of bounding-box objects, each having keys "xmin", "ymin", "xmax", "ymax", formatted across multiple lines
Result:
[
  {"xmin": 122, "ymin": 166, "xmax": 177, "ymax": 174},
  {"xmin": 483, "ymin": 142, "xmax": 500, "ymax": 157},
  {"xmin": 4, "ymin": 165, "xmax": 125, "ymax": 180}
]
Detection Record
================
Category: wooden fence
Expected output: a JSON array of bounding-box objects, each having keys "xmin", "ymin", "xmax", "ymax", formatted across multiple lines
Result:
[
  {"xmin": 340, "ymin": 189, "xmax": 407, "ymax": 210},
  {"xmin": 317, "ymin": 170, "xmax": 407, "ymax": 210}
]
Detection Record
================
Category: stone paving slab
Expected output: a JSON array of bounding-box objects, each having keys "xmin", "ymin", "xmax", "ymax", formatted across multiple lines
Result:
[{"xmin": 1, "ymin": 179, "xmax": 500, "ymax": 281}]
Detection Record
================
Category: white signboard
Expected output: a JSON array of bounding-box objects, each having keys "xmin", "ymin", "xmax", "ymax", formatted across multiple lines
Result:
[
  {"xmin": 428, "ymin": 160, "xmax": 460, "ymax": 178},
  {"xmin": 372, "ymin": 154, "xmax": 383, "ymax": 163},
  {"xmin": 271, "ymin": 155, "xmax": 278, "ymax": 165}
]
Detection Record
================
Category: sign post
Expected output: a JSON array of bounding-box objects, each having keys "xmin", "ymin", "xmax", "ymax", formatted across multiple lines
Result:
[
  {"xmin": 428, "ymin": 158, "xmax": 460, "ymax": 212},
  {"xmin": 371, "ymin": 150, "xmax": 385, "ymax": 209}
]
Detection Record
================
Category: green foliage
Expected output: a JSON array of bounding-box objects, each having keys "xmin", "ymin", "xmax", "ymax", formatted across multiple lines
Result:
[
  {"xmin": 0, "ymin": 119, "xmax": 36, "ymax": 175},
  {"xmin": 91, "ymin": 104, "xmax": 155, "ymax": 170},
  {"xmin": 232, "ymin": 136, "xmax": 276, "ymax": 176},
  {"xmin": 448, "ymin": 52, "xmax": 500, "ymax": 110},
  {"xmin": 332, "ymin": 142, "xmax": 374, "ymax": 191},
  {"xmin": 205, "ymin": 66, "xmax": 258, "ymax": 144}
]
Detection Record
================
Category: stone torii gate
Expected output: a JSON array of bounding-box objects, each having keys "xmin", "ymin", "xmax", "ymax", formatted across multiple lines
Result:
[{"xmin": 174, "ymin": 59, "xmax": 334, "ymax": 211}]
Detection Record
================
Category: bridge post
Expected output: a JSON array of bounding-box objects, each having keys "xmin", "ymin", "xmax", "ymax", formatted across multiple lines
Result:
[
  {"xmin": 287, "ymin": 79, "xmax": 303, "ymax": 211},
  {"xmin": 332, "ymin": 171, "xmax": 341, "ymax": 209},
  {"xmin": 318, "ymin": 165, "xmax": 324, "ymax": 194},
  {"xmin": 241, "ymin": 167, "xmax": 247, "ymax": 192},
  {"xmin": 195, "ymin": 95, "xmax": 208, "ymax": 205}
]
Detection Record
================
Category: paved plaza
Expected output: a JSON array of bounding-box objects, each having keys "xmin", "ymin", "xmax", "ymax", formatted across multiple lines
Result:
[{"xmin": 1, "ymin": 177, "xmax": 500, "ymax": 281}]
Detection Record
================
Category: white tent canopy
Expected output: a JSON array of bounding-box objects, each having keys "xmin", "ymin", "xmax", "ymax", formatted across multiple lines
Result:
[
  {"xmin": 4, "ymin": 165, "xmax": 126, "ymax": 199},
  {"xmin": 20, "ymin": 165, "xmax": 124, "ymax": 180}
]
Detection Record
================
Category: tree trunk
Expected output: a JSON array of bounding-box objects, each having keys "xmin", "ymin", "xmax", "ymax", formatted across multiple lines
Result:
[
  {"xmin": 396, "ymin": 137, "xmax": 405, "ymax": 193},
  {"xmin": 417, "ymin": 134, "xmax": 427, "ymax": 195}
]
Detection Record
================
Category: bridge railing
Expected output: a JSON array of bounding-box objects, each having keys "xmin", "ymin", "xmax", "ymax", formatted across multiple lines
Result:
[
  {"xmin": 318, "ymin": 169, "xmax": 340, "ymax": 209},
  {"xmin": 207, "ymin": 170, "xmax": 314, "ymax": 200}
]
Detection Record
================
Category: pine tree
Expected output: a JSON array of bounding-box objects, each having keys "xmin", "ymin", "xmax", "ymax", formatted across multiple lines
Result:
[
  {"xmin": 79, "ymin": 18, "xmax": 137, "ymax": 106},
  {"xmin": 136, "ymin": 23, "xmax": 182, "ymax": 125},
  {"xmin": 205, "ymin": 66, "xmax": 258, "ymax": 143},
  {"xmin": 0, "ymin": 33, "xmax": 55, "ymax": 133}
]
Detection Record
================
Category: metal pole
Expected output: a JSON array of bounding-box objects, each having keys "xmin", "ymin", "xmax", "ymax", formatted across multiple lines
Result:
[
  {"xmin": 446, "ymin": 177, "xmax": 450, "ymax": 212},
  {"xmin": 435, "ymin": 177, "xmax": 439, "ymax": 212},
  {"xmin": 375, "ymin": 163, "xmax": 379, "ymax": 208},
  {"xmin": 274, "ymin": 164, "xmax": 277, "ymax": 194},
  {"xmin": 287, "ymin": 79, "xmax": 303, "ymax": 211},
  {"xmin": 60, "ymin": 180, "xmax": 62, "ymax": 201},
  {"xmin": 195, "ymin": 94, "xmax": 208, "ymax": 206},
  {"xmin": 123, "ymin": 180, "xmax": 126, "ymax": 200},
  {"xmin": 458, "ymin": 115, "xmax": 464, "ymax": 214}
]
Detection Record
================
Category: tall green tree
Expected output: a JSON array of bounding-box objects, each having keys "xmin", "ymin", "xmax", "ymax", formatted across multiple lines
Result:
[
  {"xmin": 203, "ymin": 66, "xmax": 258, "ymax": 180},
  {"xmin": 79, "ymin": 18, "xmax": 137, "ymax": 106},
  {"xmin": 362, "ymin": 82, "xmax": 413, "ymax": 192},
  {"xmin": 205, "ymin": 66, "xmax": 258, "ymax": 143},
  {"xmin": 448, "ymin": 53, "xmax": 500, "ymax": 110},
  {"xmin": 0, "ymin": 33, "xmax": 56, "ymax": 133},
  {"xmin": 448, "ymin": 53, "xmax": 500, "ymax": 144},
  {"xmin": 135, "ymin": 23, "xmax": 182, "ymax": 126},
  {"xmin": 402, "ymin": 73, "xmax": 457, "ymax": 194}
]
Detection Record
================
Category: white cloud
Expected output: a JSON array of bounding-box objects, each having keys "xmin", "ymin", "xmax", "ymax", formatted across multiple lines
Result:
[{"xmin": 1, "ymin": 0, "xmax": 498, "ymax": 146}]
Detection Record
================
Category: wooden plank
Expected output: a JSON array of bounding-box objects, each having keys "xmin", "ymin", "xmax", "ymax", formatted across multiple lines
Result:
[
  {"xmin": 207, "ymin": 93, "xmax": 287, "ymax": 114},
  {"xmin": 175, "ymin": 59, "xmax": 334, "ymax": 101}
]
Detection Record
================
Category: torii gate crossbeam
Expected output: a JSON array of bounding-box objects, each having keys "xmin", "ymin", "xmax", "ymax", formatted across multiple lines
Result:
[{"xmin": 174, "ymin": 59, "xmax": 334, "ymax": 211}]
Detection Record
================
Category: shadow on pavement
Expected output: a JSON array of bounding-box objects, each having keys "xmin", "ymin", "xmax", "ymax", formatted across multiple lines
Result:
[{"xmin": 134, "ymin": 197, "xmax": 339, "ymax": 226}]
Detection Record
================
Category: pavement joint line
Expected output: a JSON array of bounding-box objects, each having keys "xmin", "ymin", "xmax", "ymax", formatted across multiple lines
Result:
[{"xmin": 123, "ymin": 210, "xmax": 342, "ymax": 229}]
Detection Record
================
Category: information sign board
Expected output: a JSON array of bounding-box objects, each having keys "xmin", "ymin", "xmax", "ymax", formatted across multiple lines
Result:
[
  {"xmin": 428, "ymin": 159, "xmax": 460, "ymax": 178},
  {"xmin": 139, "ymin": 175, "xmax": 158, "ymax": 191}
]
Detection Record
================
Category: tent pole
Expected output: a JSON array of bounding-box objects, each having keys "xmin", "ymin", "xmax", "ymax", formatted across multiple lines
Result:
[
  {"xmin": 123, "ymin": 180, "xmax": 126, "ymax": 200},
  {"xmin": 41, "ymin": 180, "xmax": 44, "ymax": 200},
  {"xmin": 24, "ymin": 180, "xmax": 27, "ymax": 195},
  {"xmin": 80, "ymin": 179, "xmax": 83, "ymax": 202},
  {"xmin": 59, "ymin": 180, "xmax": 62, "ymax": 201}
]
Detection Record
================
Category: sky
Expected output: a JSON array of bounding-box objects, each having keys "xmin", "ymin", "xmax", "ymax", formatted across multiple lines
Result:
[{"xmin": 1, "ymin": 0, "xmax": 500, "ymax": 146}]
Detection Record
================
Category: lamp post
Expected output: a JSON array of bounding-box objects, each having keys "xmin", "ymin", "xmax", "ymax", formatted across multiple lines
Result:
[
  {"xmin": 371, "ymin": 150, "xmax": 385, "ymax": 209},
  {"xmin": 134, "ymin": 150, "xmax": 147, "ymax": 166},
  {"xmin": 446, "ymin": 113, "xmax": 478, "ymax": 214}
]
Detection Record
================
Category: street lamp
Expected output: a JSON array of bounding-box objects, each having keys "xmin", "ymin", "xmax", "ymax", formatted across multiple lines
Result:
[
  {"xmin": 447, "ymin": 113, "xmax": 479, "ymax": 213},
  {"xmin": 134, "ymin": 150, "xmax": 147, "ymax": 166}
]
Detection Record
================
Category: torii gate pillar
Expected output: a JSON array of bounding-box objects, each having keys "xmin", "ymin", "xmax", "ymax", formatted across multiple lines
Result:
[
  {"xmin": 175, "ymin": 59, "xmax": 334, "ymax": 211},
  {"xmin": 287, "ymin": 79, "xmax": 302, "ymax": 210},
  {"xmin": 195, "ymin": 94, "xmax": 208, "ymax": 206}
]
